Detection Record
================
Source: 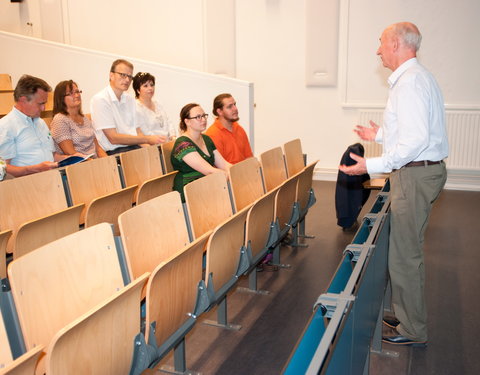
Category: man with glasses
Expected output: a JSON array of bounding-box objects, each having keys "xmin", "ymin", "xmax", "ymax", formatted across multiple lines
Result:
[
  {"xmin": 340, "ymin": 22, "xmax": 448, "ymax": 347},
  {"xmin": 0, "ymin": 75, "xmax": 72, "ymax": 177},
  {"xmin": 205, "ymin": 93, "xmax": 253, "ymax": 164},
  {"xmin": 90, "ymin": 59, "xmax": 164, "ymax": 155}
]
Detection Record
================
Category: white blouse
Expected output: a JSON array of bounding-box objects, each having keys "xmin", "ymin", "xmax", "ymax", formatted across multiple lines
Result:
[{"xmin": 135, "ymin": 99, "xmax": 177, "ymax": 139}]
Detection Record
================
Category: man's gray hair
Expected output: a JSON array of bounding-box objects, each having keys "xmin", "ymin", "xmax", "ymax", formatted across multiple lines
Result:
[{"xmin": 392, "ymin": 22, "xmax": 422, "ymax": 52}]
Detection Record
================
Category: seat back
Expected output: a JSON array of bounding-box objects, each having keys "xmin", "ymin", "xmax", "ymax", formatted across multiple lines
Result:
[
  {"xmin": 275, "ymin": 175, "xmax": 299, "ymax": 231},
  {"xmin": 0, "ymin": 74, "xmax": 13, "ymax": 91},
  {"xmin": 119, "ymin": 191, "xmax": 190, "ymax": 281},
  {"xmin": 8, "ymin": 223, "xmax": 124, "ymax": 351},
  {"xmin": 245, "ymin": 189, "xmax": 277, "ymax": 259},
  {"xmin": 184, "ymin": 173, "xmax": 233, "ymax": 239},
  {"xmin": 0, "ymin": 169, "xmax": 69, "ymax": 254},
  {"xmin": 0, "ymin": 230, "xmax": 12, "ymax": 279},
  {"xmin": 66, "ymin": 155, "xmax": 123, "ymax": 223},
  {"xmin": 0, "ymin": 308, "xmax": 13, "ymax": 369},
  {"xmin": 228, "ymin": 157, "xmax": 265, "ymax": 211},
  {"xmin": 14, "ymin": 204, "xmax": 84, "ymax": 260},
  {"xmin": 283, "ymin": 138, "xmax": 305, "ymax": 177},
  {"xmin": 0, "ymin": 91, "xmax": 14, "ymax": 118},
  {"xmin": 84, "ymin": 185, "xmax": 136, "ymax": 236},
  {"xmin": 120, "ymin": 146, "xmax": 163, "ymax": 202},
  {"xmin": 46, "ymin": 274, "xmax": 148, "ymax": 375},
  {"xmin": 296, "ymin": 161, "xmax": 318, "ymax": 213},
  {"xmin": 136, "ymin": 171, "xmax": 176, "ymax": 205},
  {"xmin": 145, "ymin": 232, "xmax": 210, "ymax": 345},
  {"xmin": 160, "ymin": 140, "xmax": 175, "ymax": 173},
  {"xmin": 0, "ymin": 346, "xmax": 43, "ymax": 375},
  {"xmin": 205, "ymin": 207, "xmax": 249, "ymax": 296},
  {"xmin": 259, "ymin": 147, "xmax": 287, "ymax": 192}
]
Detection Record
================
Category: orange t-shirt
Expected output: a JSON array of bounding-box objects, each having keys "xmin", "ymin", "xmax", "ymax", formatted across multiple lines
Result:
[{"xmin": 205, "ymin": 119, "xmax": 253, "ymax": 164}]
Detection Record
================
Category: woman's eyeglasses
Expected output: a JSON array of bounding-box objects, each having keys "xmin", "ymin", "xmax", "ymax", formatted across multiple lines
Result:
[
  {"xmin": 188, "ymin": 114, "xmax": 209, "ymax": 121},
  {"xmin": 64, "ymin": 90, "xmax": 82, "ymax": 97}
]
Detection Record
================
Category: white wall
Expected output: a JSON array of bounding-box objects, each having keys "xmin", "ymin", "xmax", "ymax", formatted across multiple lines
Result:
[
  {"xmin": 235, "ymin": 1, "xmax": 359, "ymax": 169},
  {"xmin": 0, "ymin": 31, "xmax": 253, "ymax": 145},
  {"xmin": 65, "ymin": 0, "xmax": 206, "ymax": 71}
]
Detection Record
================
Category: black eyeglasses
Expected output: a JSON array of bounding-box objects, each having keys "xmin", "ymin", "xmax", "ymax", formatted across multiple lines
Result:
[
  {"xmin": 188, "ymin": 114, "xmax": 209, "ymax": 121},
  {"xmin": 64, "ymin": 90, "xmax": 82, "ymax": 97},
  {"xmin": 112, "ymin": 71, "xmax": 133, "ymax": 80}
]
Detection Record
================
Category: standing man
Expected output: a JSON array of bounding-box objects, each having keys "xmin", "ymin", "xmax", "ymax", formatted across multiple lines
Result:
[
  {"xmin": 339, "ymin": 22, "xmax": 448, "ymax": 346},
  {"xmin": 0, "ymin": 75, "xmax": 69, "ymax": 177},
  {"xmin": 205, "ymin": 93, "xmax": 253, "ymax": 164},
  {"xmin": 90, "ymin": 59, "xmax": 164, "ymax": 155}
]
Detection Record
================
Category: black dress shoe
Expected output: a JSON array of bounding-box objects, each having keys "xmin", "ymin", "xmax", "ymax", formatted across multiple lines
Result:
[
  {"xmin": 383, "ymin": 316, "xmax": 400, "ymax": 329},
  {"xmin": 382, "ymin": 330, "xmax": 427, "ymax": 347}
]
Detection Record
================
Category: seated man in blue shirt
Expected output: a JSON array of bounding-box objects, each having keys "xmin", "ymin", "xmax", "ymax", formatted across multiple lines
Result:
[{"xmin": 0, "ymin": 75, "xmax": 72, "ymax": 177}]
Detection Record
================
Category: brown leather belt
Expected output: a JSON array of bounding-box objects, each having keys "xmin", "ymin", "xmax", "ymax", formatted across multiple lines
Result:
[{"xmin": 403, "ymin": 160, "xmax": 442, "ymax": 168}]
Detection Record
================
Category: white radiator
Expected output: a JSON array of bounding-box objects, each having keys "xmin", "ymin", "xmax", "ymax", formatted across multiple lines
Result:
[{"xmin": 358, "ymin": 110, "xmax": 480, "ymax": 170}]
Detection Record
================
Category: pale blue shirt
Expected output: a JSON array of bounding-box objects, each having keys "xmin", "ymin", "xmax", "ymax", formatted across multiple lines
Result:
[
  {"xmin": 0, "ymin": 107, "xmax": 55, "ymax": 166},
  {"xmin": 90, "ymin": 86, "xmax": 138, "ymax": 151},
  {"xmin": 366, "ymin": 58, "xmax": 449, "ymax": 174}
]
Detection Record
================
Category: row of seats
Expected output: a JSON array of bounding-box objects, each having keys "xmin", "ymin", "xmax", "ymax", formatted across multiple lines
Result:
[
  {"xmin": 0, "ymin": 140, "xmax": 177, "ymax": 269},
  {"xmin": 0, "ymin": 138, "xmax": 306, "ymax": 269},
  {"xmin": 0, "ymin": 139, "xmax": 318, "ymax": 374}
]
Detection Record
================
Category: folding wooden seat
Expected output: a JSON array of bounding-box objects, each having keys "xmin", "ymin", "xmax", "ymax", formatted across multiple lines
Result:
[
  {"xmin": 119, "ymin": 191, "xmax": 191, "ymax": 283},
  {"xmin": 0, "ymin": 307, "xmax": 13, "ymax": 369},
  {"xmin": 290, "ymin": 161, "xmax": 318, "ymax": 247},
  {"xmin": 0, "ymin": 74, "xmax": 13, "ymax": 91},
  {"xmin": 0, "ymin": 346, "xmax": 44, "ymax": 375},
  {"xmin": 0, "ymin": 169, "xmax": 83, "ymax": 258},
  {"xmin": 135, "ymin": 171, "xmax": 177, "ymax": 205},
  {"xmin": 0, "ymin": 345, "xmax": 43, "ymax": 375},
  {"xmin": 283, "ymin": 138, "xmax": 305, "ymax": 177},
  {"xmin": 45, "ymin": 274, "xmax": 148, "ymax": 375},
  {"xmin": 138, "ymin": 232, "xmax": 211, "ymax": 374},
  {"xmin": 66, "ymin": 155, "xmax": 136, "ymax": 232},
  {"xmin": 259, "ymin": 146, "xmax": 287, "ymax": 192},
  {"xmin": 14, "ymin": 204, "xmax": 84, "ymax": 260},
  {"xmin": 120, "ymin": 145, "xmax": 165, "ymax": 203},
  {"xmin": 84, "ymin": 186, "xmax": 137, "ymax": 235},
  {"xmin": 203, "ymin": 207, "xmax": 250, "ymax": 330},
  {"xmin": 0, "ymin": 91, "xmax": 14, "ymax": 118},
  {"xmin": 0, "ymin": 230, "xmax": 12, "ymax": 279},
  {"xmin": 228, "ymin": 156, "xmax": 265, "ymax": 212},
  {"xmin": 7, "ymin": 223, "xmax": 126, "ymax": 373},
  {"xmin": 242, "ymin": 188, "xmax": 278, "ymax": 292},
  {"xmin": 160, "ymin": 140, "xmax": 175, "ymax": 173},
  {"xmin": 120, "ymin": 145, "xmax": 163, "ymax": 186},
  {"xmin": 271, "ymin": 174, "xmax": 300, "ymax": 266},
  {"xmin": 184, "ymin": 172, "xmax": 234, "ymax": 239}
]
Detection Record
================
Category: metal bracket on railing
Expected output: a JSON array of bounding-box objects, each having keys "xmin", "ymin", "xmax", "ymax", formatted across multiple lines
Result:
[
  {"xmin": 377, "ymin": 192, "xmax": 389, "ymax": 202},
  {"xmin": 313, "ymin": 293, "xmax": 355, "ymax": 318},
  {"xmin": 363, "ymin": 214, "xmax": 378, "ymax": 228},
  {"xmin": 343, "ymin": 243, "xmax": 374, "ymax": 262}
]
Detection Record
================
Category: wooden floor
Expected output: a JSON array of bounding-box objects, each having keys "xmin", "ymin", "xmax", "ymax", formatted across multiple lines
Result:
[{"xmin": 153, "ymin": 181, "xmax": 480, "ymax": 375}]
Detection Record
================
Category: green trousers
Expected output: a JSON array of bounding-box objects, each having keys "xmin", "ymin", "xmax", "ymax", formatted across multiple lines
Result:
[{"xmin": 389, "ymin": 162, "xmax": 447, "ymax": 341}]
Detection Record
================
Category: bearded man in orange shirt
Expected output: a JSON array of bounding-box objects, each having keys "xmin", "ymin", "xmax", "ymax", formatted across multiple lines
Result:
[{"xmin": 205, "ymin": 93, "xmax": 253, "ymax": 164}]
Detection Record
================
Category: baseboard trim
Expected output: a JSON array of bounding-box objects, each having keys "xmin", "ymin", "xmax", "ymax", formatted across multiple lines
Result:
[{"xmin": 314, "ymin": 167, "xmax": 480, "ymax": 192}]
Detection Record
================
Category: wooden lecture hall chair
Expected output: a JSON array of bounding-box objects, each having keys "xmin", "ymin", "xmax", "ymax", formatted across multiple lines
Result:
[
  {"xmin": 65, "ymin": 155, "xmax": 136, "ymax": 234},
  {"xmin": 0, "ymin": 169, "xmax": 83, "ymax": 260},
  {"xmin": 119, "ymin": 145, "xmax": 176, "ymax": 204}
]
